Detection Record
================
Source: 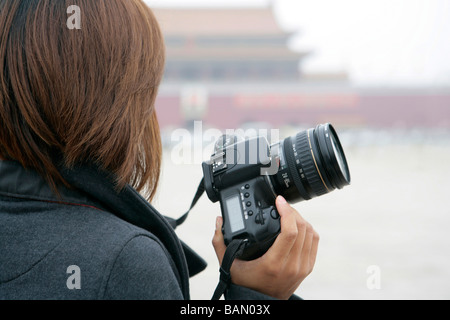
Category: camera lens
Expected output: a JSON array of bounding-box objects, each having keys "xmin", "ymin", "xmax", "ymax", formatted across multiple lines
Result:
[{"xmin": 269, "ymin": 123, "xmax": 350, "ymax": 202}]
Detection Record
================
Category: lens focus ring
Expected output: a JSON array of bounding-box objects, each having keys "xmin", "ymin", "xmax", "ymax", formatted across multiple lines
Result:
[
  {"xmin": 283, "ymin": 137, "xmax": 311, "ymax": 201},
  {"xmin": 296, "ymin": 131, "xmax": 329, "ymax": 197}
]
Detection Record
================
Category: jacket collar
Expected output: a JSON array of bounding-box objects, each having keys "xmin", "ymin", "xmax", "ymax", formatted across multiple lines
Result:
[{"xmin": 0, "ymin": 160, "xmax": 105, "ymax": 209}]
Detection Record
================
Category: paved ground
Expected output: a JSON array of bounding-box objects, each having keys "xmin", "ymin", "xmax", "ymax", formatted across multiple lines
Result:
[{"xmin": 153, "ymin": 129, "xmax": 450, "ymax": 299}]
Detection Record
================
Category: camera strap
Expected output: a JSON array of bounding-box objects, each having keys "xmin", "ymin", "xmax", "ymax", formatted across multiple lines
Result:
[
  {"xmin": 166, "ymin": 178, "xmax": 205, "ymax": 230},
  {"xmin": 211, "ymin": 238, "xmax": 248, "ymax": 300}
]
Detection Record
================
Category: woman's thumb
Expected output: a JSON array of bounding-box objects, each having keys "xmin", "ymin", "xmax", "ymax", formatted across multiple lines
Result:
[{"xmin": 212, "ymin": 216, "xmax": 226, "ymax": 264}]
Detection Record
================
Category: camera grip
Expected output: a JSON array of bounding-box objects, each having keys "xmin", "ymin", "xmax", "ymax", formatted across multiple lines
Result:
[{"xmin": 224, "ymin": 205, "xmax": 281, "ymax": 261}]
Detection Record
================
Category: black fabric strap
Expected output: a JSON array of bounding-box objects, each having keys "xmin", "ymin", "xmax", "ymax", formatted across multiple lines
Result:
[
  {"xmin": 212, "ymin": 238, "xmax": 248, "ymax": 300},
  {"xmin": 167, "ymin": 178, "xmax": 205, "ymax": 229},
  {"xmin": 164, "ymin": 178, "xmax": 207, "ymax": 278}
]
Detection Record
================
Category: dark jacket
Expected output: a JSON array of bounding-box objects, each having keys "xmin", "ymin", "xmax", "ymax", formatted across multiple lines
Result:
[{"xmin": 0, "ymin": 160, "xmax": 275, "ymax": 300}]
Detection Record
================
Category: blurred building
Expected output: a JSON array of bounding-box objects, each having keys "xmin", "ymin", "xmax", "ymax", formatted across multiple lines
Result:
[
  {"xmin": 156, "ymin": 7, "xmax": 305, "ymax": 83},
  {"xmin": 153, "ymin": 7, "xmax": 450, "ymax": 130}
]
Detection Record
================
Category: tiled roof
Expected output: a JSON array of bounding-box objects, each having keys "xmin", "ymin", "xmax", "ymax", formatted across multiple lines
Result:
[{"xmin": 153, "ymin": 7, "xmax": 287, "ymax": 37}]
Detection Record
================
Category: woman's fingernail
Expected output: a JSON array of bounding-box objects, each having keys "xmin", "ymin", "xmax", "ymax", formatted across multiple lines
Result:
[
  {"xmin": 215, "ymin": 216, "xmax": 221, "ymax": 230},
  {"xmin": 277, "ymin": 195, "xmax": 288, "ymax": 205}
]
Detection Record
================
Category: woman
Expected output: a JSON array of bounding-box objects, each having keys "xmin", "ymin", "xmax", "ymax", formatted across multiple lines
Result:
[{"xmin": 0, "ymin": 0, "xmax": 319, "ymax": 300}]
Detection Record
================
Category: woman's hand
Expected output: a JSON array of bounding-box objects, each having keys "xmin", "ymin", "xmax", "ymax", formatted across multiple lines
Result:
[{"xmin": 212, "ymin": 195, "xmax": 319, "ymax": 300}]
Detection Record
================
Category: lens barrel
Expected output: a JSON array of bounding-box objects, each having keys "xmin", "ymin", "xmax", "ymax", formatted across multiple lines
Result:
[{"xmin": 270, "ymin": 123, "xmax": 350, "ymax": 202}]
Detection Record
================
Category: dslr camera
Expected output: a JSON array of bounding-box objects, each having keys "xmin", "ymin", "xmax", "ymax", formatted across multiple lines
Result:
[{"xmin": 202, "ymin": 123, "xmax": 351, "ymax": 260}]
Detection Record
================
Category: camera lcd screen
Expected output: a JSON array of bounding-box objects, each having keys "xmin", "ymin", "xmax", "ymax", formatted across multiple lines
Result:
[{"xmin": 225, "ymin": 196, "xmax": 245, "ymax": 233}]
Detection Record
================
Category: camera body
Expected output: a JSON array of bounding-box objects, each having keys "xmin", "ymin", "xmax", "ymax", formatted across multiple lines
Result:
[{"xmin": 202, "ymin": 135, "xmax": 281, "ymax": 260}]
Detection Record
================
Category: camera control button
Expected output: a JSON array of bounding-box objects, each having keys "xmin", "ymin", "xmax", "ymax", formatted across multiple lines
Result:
[
  {"xmin": 270, "ymin": 208, "xmax": 280, "ymax": 219},
  {"xmin": 248, "ymin": 210, "xmax": 254, "ymax": 216},
  {"xmin": 246, "ymin": 201, "xmax": 252, "ymax": 207},
  {"xmin": 244, "ymin": 184, "xmax": 250, "ymax": 189},
  {"xmin": 255, "ymin": 212, "xmax": 264, "ymax": 225},
  {"xmin": 244, "ymin": 192, "xmax": 250, "ymax": 198}
]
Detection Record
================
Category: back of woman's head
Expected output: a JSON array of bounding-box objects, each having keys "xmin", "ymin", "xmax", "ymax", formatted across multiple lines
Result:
[{"xmin": 0, "ymin": 0, "xmax": 165, "ymax": 200}]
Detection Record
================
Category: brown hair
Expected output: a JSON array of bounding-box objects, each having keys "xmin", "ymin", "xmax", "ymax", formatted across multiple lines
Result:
[{"xmin": 0, "ymin": 0, "xmax": 165, "ymax": 200}]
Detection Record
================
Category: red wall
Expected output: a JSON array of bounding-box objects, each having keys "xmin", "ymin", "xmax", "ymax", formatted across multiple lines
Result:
[{"xmin": 155, "ymin": 93, "xmax": 450, "ymax": 129}]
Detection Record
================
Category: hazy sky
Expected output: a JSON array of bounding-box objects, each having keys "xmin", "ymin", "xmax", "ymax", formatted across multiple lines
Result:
[{"xmin": 146, "ymin": 0, "xmax": 450, "ymax": 87}]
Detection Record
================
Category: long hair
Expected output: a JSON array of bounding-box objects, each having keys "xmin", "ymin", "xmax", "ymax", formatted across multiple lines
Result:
[{"xmin": 0, "ymin": 0, "xmax": 165, "ymax": 200}]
